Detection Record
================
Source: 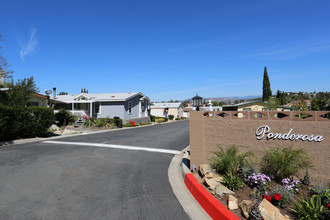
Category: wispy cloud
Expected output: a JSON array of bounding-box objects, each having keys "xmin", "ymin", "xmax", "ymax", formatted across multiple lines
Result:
[
  {"xmin": 168, "ymin": 31, "xmax": 254, "ymax": 53},
  {"xmin": 239, "ymin": 43, "xmax": 330, "ymax": 60},
  {"xmin": 20, "ymin": 28, "xmax": 38, "ymax": 62}
]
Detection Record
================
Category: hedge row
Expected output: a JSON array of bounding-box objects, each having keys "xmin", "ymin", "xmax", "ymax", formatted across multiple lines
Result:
[
  {"xmin": 0, "ymin": 105, "xmax": 54, "ymax": 141},
  {"xmin": 84, "ymin": 117, "xmax": 123, "ymax": 128},
  {"xmin": 150, "ymin": 115, "xmax": 168, "ymax": 122}
]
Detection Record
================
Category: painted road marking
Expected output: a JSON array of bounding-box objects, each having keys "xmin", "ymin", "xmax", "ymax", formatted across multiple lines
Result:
[{"xmin": 43, "ymin": 141, "xmax": 180, "ymax": 155}]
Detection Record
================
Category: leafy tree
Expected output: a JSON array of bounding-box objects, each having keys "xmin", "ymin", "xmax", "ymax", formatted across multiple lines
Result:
[
  {"xmin": 293, "ymin": 99, "xmax": 307, "ymax": 111},
  {"xmin": 262, "ymin": 66, "xmax": 272, "ymax": 102},
  {"xmin": 182, "ymin": 101, "xmax": 188, "ymax": 107},
  {"xmin": 0, "ymin": 77, "xmax": 38, "ymax": 107},
  {"xmin": 58, "ymin": 91, "xmax": 68, "ymax": 95},
  {"xmin": 276, "ymin": 90, "xmax": 289, "ymax": 105},
  {"xmin": 212, "ymin": 101, "xmax": 219, "ymax": 106},
  {"xmin": 168, "ymin": 99, "xmax": 174, "ymax": 103},
  {"xmin": 311, "ymin": 92, "xmax": 330, "ymax": 111},
  {"xmin": 0, "ymin": 34, "xmax": 13, "ymax": 83},
  {"xmin": 266, "ymin": 97, "xmax": 280, "ymax": 110},
  {"xmin": 218, "ymin": 101, "xmax": 226, "ymax": 106}
]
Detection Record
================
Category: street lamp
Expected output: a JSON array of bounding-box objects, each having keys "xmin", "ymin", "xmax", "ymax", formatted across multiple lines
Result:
[{"xmin": 192, "ymin": 94, "xmax": 203, "ymax": 111}]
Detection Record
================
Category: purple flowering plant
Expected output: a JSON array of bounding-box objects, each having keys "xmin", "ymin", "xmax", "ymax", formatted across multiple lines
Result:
[
  {"xmin": 281, "ymin": 178, "xmax": 300, "ymax": 193},
  {"xmin": 246, "ymin": 173, "xmax": 271, "ymax": 192}
]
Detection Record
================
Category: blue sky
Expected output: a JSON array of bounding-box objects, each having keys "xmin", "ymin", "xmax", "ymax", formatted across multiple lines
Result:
[{"xmin": 1, "ymin": 0, "xmax": 329, "ymax": 101}]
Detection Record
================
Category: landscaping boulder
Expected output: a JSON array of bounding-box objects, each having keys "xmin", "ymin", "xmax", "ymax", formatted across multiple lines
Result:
[
  {"xmin": 199, "ymin": 164, "xmax": 217, "ymax": 177},
  {"xmin": 259, "ymin": 199, "xmax": 290, "ymax": 220},
  {"xmin": 203, "ymin": 176, "xmax": 223, "ymax": 190},
  {"xmin": 239, "ymin": 200, "xmax": 254, "ymax": 218},
  {"xmin": 228, "ymin": 195, "xmax": 238, "ymax": 210},
  {"xmin": 213, "ymin": 183, "xmax": 234, "ymax": 197}
]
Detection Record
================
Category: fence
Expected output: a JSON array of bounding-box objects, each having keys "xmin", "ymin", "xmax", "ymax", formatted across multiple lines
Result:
[{"xmin": 202, "ymin": 110, "xmax": 330, "ymax": 121}]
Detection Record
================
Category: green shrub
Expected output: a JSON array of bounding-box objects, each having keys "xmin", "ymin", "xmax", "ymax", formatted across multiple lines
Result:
[
  {"xmin": 89, "ymin": 117, "xmax": 97, "ymax": 123},
  {"xmin": 270, "ymin": 185, "xmax": 295, "ymax": 208},
  {"xmin": 11, "ymin": 107, "xmax": 35, "ymax": 138},
  {"xmin": 114, "ymin": 118, "xmax": 123, "ymax": 128},
  {"xmin": 310, "ymin": 185, "xmax": 330, "ymax": 207},
  {"xmin": 150, "ymin": 115, "xmax": 157, "ymax": 122},
  {"xmin": 175, "ymin": 117, "xmax": 181, "ymax": 120},
  {"xmin": 249, "ymin": 205, "xmax": 263, "ymax": 220},
  {"xmin": 28, "ymin": 107, "xmax": 54, "ymax": 137},
  {"xmin": 155, "ymin": 118, "xmax": 165, "ymax": 123},
  {"xmin": 150, "ymin": 115, "xmax": 168, "ymax": 122},
  {"xmin": 310, "ymin": 183, "xmax": 329, "ymax": 196},
  {"xmin": 123, "ymin": 123, "xmax": 134, "ymax": 127},
  {"xmin": 239, "ymin": 162, "xmax": 259, "ymax": 180},
  {"xmin": 222, "ymin": 171, "xmax": 244, "ymax": 191},
  {"xmin": 168, "ymin": 115, "xmax": 174, "ymax": 120},
  {"xmin": 54, "ymin": 109, "xmax": 75, "ymax": 126},
  {"xmin": 69, "ymin": 115, "xmax": 77, "ymax": 125},
  {"xmin": 261, "ymin": 147, "xmax": 312, "ymax": 181},
  {"xmin": 291, "ymin": 194, "xmax": 326, "ymax": 220},
  {"xmin": 301, "ymin": 170, "xmax": 311, "ymax": 185},
  {"xmin": 0, "ymin": 104, "xmax": 14, "ymax": 140},
  {"xmin": 95, "ymin": 118, "xmax": 106, "ymax": 128},
  {"xmin": 211, "ymin": 145, "xmax": 255, "ymax": 175},
  {"xmin": 139, "ymin": 122, "xmax": 151, "ymax": 126},
  {"xmin": 0, "ymin": 106, "xmax": 54, "ymax": 140}
]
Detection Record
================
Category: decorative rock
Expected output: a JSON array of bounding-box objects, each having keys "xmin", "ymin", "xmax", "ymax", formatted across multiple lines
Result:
[
  {"xmin": 239, "ymin": 200, "xmax": 254, "ymax": 218},
  {"xmin": 199, "ymin": 164, "xmax": 217, "ymax": 177},
  {"xmin": 203, "ymin": 176, "xmax": 223, "ymax": 190},
  {"xmin": 61, "ymin": 128, "xmax": 78, "ymax": 135},
  {"xmin": 204, "ymin": 172, "xmax": 223, "ymax": 180},
  {"xmin": 213, "ymin": 183, "xmax": 234, "ymax": 197},
  {"xmin": 228, "ymin": 195, "xmax": 239, "ymax": 210},
  {"xmin": 292, "ymin": 175, "xmax": 300, "ymax": 182},
  {"xmin": 259, "ymin": 199, "xmax": 290, "ymax": 220}
]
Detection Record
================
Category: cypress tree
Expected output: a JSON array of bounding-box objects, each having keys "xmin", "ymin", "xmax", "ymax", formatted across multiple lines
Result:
[{"xmin": 262, "ymin": 66, "xmax": 272, "ymax": 102}]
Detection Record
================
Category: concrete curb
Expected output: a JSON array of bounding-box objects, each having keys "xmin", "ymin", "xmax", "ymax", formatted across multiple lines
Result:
[
  {"xmin": 178, "ymin": 146, "xmax": 240, "ymax": 220},
  {"xmin": 168, "ymin": 146, "xmax": 211, "ymax": 220},
  {"xmin": 184, "ymin": 174, "xmax": 240, "ymax": 220}
]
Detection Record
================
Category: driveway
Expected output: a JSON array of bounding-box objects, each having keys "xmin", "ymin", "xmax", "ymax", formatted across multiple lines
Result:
[{"xmin": 0, "ymin": 120, "xmax": 190, "ymax": 220}]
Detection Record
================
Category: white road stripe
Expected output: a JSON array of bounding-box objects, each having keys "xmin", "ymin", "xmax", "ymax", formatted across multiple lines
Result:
[{"xmin": 43, "ymin": 141, "xmax": 180, "ymax": 155}]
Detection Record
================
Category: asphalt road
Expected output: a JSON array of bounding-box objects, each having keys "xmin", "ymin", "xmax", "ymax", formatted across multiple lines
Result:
[{"xmin": 0, "ymin": 120, "xmax": 190, "ymax": 220}]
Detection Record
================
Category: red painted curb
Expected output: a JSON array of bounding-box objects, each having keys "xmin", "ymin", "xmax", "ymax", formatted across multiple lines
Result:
[{"xmin": 184, "ymin": 173, "xmax": 240, "ymax": 220}]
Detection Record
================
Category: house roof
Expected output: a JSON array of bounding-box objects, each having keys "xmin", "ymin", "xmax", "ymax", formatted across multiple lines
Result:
[
  {"xmin": 151, "ymin": 102, "xmax": 182, "ymax": 109},
  {"xmin": 55, "ymin": 92, "xmax": 148, "ymax": 103}
]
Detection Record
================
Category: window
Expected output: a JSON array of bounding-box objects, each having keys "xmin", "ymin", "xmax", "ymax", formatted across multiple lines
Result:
[
  {"xmin": 94, "ymin": 103, "xmax": 100, "ymax": 114},
  {"xmin": 128, "ymin": 101, "xmax": 132, "ymax": 114},
  {"xmin": 262, "ymin": 108, "xmax": 270, "ymax": 111},
  {"xmin": 243, "ymin": 108, "xmax": 251, "ymax": 111},
  {"xmin": 141, "ymin": 101, "xmax": 145, "ymax": 111}
]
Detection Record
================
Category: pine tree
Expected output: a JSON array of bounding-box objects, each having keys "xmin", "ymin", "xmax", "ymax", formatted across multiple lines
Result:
[{"xmin": 262, "ymin": 66, "xmax": 272, "ymax": 102}]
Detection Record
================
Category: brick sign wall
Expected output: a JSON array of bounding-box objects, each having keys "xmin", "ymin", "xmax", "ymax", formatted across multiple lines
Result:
[{"xmin": 190, "ymin": 111, "xmax": 330, "ymax": 183}]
